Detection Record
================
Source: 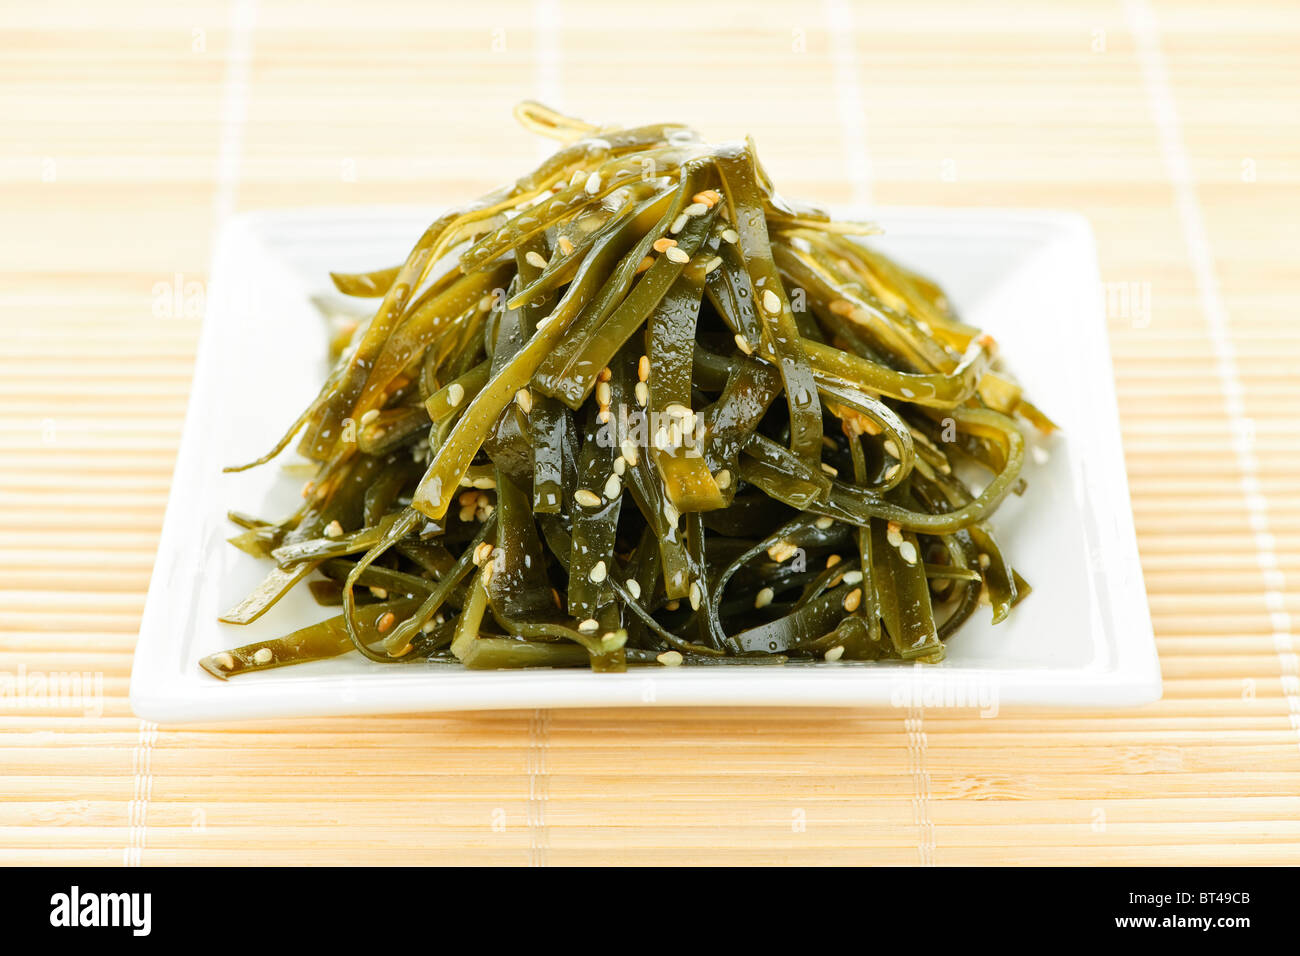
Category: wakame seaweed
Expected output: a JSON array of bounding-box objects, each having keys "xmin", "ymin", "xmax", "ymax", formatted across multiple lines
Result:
[{"xmin": 201, "ymin": 101, "xmax": 1055, "ymax": 678}]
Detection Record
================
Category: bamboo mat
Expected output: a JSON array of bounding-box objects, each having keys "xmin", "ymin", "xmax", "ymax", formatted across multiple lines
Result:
[{"xmin": 2, "ymin": 0, "xmax": 1298, "ymax": 866}]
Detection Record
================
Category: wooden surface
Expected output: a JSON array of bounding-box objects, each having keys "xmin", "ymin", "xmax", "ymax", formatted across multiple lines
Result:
[{"xmin": 2, "ymin": 0, "xmax": 1298, "ymax": 865}]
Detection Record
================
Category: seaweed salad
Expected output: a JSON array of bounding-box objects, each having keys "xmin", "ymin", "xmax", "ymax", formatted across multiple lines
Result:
[{"xmin": 202, "ymin": 102, "xmax": 1055, "ymax": 679}]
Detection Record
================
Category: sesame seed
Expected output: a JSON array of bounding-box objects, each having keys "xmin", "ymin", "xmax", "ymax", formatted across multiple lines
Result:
[
  {"xmin": 524, "ymin": 250, "xmax": 548, "ymax": 270},
  {"xmin": 689, "ymin": 581, "xmax": 702, "ymax": 610},
  {"xmin": 734, "ymin": 334, "xmax": 754, "ymax": 355},
  {"xmin": 978, "ymin": 553, "xmax": 991, "ymax": 569},
  {"xmin": 885, "ymin": 464, "xmax": 901, "ymax": 482},
  {"xmin": 514, "ymin": 387, "xmax": 533, "ymax": 414},
  {"xmin": 761, "ymin": 289, "xmax": 781, "ymax": 314},
  {"xmin": 447, "ymin": 383, "xmax": 465, "ymax": 407},
  {"xmin": 684, "ymin": 202, "xmax": 708, "ymax": 217},
  {"xmin": 714, "ymin": 469, "xmax": 732, "ymax": 490},
  {"xmin": 665, "ymin": 247, "xmax": 690, "ymax": 264},
  {"xmin": 704, "ymin": 256, "xmax": 723, "ymax": 274},
  {"xmin": 323, "ymin": 519, "xmax": 344, "ymax": 538},
  {"xmin": 574, "ymin": 489, "xmax": 602, "ymax": 508},
  {"xmin": 768, "ymin": 540, "xmax": 798, "ymax": 563},
  {"xmin": 377, "ymin": 612, "xmax": 396, "ymax": 633},
  {"xmin": 214, "ymin": 652, "xmax": 235, "ymax": 670},
  {"xmin": 597, "ymin": 366, "xmax": 613, "ymax": 382},
  {"xmin": 473, "ymin": 542, "xmax": 494, "ymax": 566},
  {"xmin": 595, "ymin": 380, "xmax": 612, "ymax": 406},
  {"xmin": 815, "ymin": 516, "xmax": 834, "ymax": 530},
  {"xmin": 613, "ymin": 456, "xmax": 627, "ymax": 476},
  {"xmin": 899, "ymin": 541, "xmax": 919, "ymax": 565},
  {"xmin": 360, "ymin": 409, "xmax": 380, "ymax": 426},
  {"xmin": 843, "ymin": 588, "xmax": 863, "ymax": 612},
  {"xmin": 604, "ymin": 474, "xmax": 621, "ymax": 499},
  {"xmin": 600, "ymin": 630, "xmax": 624, "ymax": 651},
  {"xmin": 635, "ymin": 381, "xmax": 649, "ymax": 407},
  {"xmin": 824, "ymin": 645, "xmax": 845, "ymax": 662},
  {"xmin": 691, "ymin": 190, "xmax": 719, "ymax": 207},
  {"xmin": 663, "ymin": 501, "xmax": 680, "ymax": 527},
  {"xmin": 627, "ymin": 579, "xmax": 642, "ymax": 599},
  {"xmin": 557, "ymin": 236, "xmax": 575, "ymax": 256},
  {"xmin": 721, "ymin": 229, "xmax": 739, "ymax": 244},
  {"xmin": 253, "ymin": 647, "xmax": 274, "ymax": 665},
  {"xmin": 652, "ymin": 237, "xmax": 678, "ymax": 253},
  {"xmin": 842, "ymin": 570, "xmax": 864, "ymax": 585},
  {"xmin": 657, "ymin": 650, "xmax": 683, "ymax": 667},
  {"xmin": 826, "ymin": 554, "xmax": 842, "ymax": 568},
  {"xmin": 369, "ymin": 587, "xmax": 388, "ymax": 599},
  {"xmin": 886, "ymin": 528, "xmax": 904, "ymax": 548},
  {"xmin": 638, "ymin": 355, "xmax": 650, "ymax": 381},
  {"xmin": 883, "ymin": 440, "xmax": 900, "ymax": 459},
  {"xmin": 669, "ymin": 214, "xmax": 688, "ymax": 234},
  {"xmin": 589, "ymin": 560, "xmax": 608, "ymax": 583},
  {"xmin": 578, "ymin": 618, "xmax": 599, "ymax": 633},
  {"xmin": 820, "ymin": 462, "xmax": 839, "ymax": 476},
  {"xmin": 458, "ymin": 504, "xmax": 476, "ymax": 522},
  {"xmin": 621, "ymin": 437, "xmax": 639, "ymax": 465},
  {"xmin": 755, "ymin": 587, "xmax": 774, "ymax": 609},
  {"xmin": 584, "ymin": 171, "xmax": 602, "ymax": 195},
  {"xmin": 636, "ymin": 256, "xmax": 654, "ymax": 274}
]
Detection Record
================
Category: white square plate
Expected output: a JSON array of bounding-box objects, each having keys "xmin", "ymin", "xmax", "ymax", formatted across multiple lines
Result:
[{"xmin": 130, "ymin": 205, "xmax": 1160, "ymax": 721}]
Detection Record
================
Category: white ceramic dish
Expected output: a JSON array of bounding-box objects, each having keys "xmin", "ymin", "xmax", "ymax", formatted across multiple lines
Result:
[{"xmin": 130, "ymin": 205, "xmax": 1160, "ymax": 721}]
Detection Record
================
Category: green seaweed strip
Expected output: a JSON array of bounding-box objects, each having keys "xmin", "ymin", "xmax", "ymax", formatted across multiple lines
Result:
[
  {"xmin": 567, "ymin": 410, "xmax": 623, "ymax": 622},
  {"xmin": 846, "ymin": 421, "xmax": 885, "ymax": 647},
  {"xmin": 714, "ymin": 143, "xmax": 823, "ymax": 465},
  {"xmin": 201, "ymin": 598, "xmax": 421, "ymax": 679},
  {"xmin": 645, "ymin": 269, "xmax": 724, "ymax": 512},
  {"xmin": 870, "ymin": 519, "xmax": 941, "ymax": 660},
  {"xmin": 609, "ymin": 352, "xmax": 692, "ymax": 599}
]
